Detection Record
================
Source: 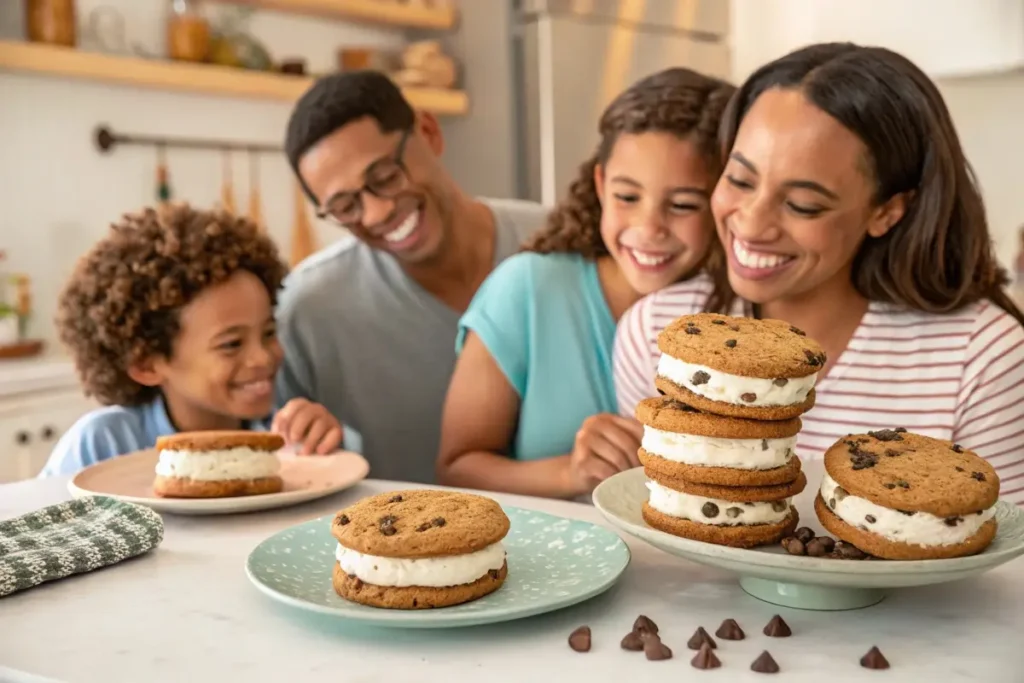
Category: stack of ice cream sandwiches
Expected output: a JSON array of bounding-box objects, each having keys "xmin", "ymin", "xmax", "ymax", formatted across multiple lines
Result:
[{"xmin": 637, "ymin": 313, "xmax": 825, "ymax": 548}]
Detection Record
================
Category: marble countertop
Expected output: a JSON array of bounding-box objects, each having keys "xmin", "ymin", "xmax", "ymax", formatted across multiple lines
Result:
[{"xmin": 0, "ymin": 476, "xmax": 1021, "ymax": 683}]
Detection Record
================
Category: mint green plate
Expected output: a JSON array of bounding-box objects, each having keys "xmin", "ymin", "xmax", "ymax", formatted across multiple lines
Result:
[{"xmin": 245, "ymin": 506, "xmax": 630, "ymax": 628}]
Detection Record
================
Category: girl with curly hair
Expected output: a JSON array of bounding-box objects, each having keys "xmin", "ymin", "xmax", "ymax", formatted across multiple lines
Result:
[
  {"xmin": 436, "ymin": 68, "xmax": 735, "ymax": 498},
  {"xmin": 40, "ymin": 203, "xmax": 342, "ymax": 477}
]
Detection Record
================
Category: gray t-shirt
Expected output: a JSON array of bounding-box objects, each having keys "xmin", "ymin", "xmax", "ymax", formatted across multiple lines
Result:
[{"xmin": 275, "ymin": 197, "xmax": 548, "ymax": 484}]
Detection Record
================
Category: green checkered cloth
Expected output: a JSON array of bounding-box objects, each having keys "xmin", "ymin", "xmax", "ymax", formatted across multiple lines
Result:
[{"xmin": 0, "ymin": 496, "xmax": 164, "ymax": 597}]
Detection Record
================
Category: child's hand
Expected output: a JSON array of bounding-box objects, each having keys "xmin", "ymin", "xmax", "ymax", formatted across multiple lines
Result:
[
  {"xmin": 271, "ymin": 398, "xmax": 344, "ymax": 456},
  {"xmin": 565, "ymin": 413, "xmax": 643, "ymax": 496}
]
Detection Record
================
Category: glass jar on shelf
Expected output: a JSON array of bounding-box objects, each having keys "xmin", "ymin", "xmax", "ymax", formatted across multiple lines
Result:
[
  {"xmin": 25, "ymin": 0, "xmax": 77, "ymax": 47},
  {"xmin": 167, "ymin": 0, "xmax": 210, "ymax": 62}
]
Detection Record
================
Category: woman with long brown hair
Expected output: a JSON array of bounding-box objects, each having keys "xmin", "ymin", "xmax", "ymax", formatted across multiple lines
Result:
[
  {"xmin": 436, "ymin": 68, "xmax": 735, "ymax": 498},
  {"xmin": 615, "ymin": 43, "xmax": 1024, "ymax": 505}
]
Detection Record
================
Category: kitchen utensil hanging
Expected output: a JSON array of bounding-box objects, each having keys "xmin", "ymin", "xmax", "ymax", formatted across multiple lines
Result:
[
  {"xmin": 248, "ymin": 150, "xmax": 264, "ymax": 232},
  {"xmin": 156, "ymin": 143, "xmax": 172, "ymax": 204}
]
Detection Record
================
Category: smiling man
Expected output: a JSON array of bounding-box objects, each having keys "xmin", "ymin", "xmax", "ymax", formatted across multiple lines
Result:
[{"xmin": 275, "ymin": 71, "xmax": 548, "ymax": 483}]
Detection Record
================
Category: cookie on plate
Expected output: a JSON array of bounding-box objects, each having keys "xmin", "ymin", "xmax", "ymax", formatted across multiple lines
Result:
[
  {"xmin": 643, "ymin": 470, "xmax": 805, "ymax": 548},
  {"xmin": 153, "ymin": 431, "xmax": 284, "ymax": 498},
  {"xmin": 636, "ymin": 396, "xmax": 802, "ymax": 486},
  {"xmin": 331, "ymin": 490, "xmax": 510, "ymax": 609},
  {"xmin": 654, "ymin": 314, "xmax": 825, "ymax": 420},
  {"xmin": 815, "ymin": 429, "xmax": 1000, "ymax": 560}
]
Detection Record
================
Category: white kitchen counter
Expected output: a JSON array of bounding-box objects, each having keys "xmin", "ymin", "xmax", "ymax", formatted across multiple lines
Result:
[
  {"xmin": 0, "ymin": 354, "xmax": 78, "ymax": 398},
  {"xmin": 0, "ymin": 477, "xmax": 1021, "ymax": 683}
]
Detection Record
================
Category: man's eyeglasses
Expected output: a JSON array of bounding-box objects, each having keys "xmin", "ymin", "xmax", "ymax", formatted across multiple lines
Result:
[{"xmin": 317, "ymin": 128, "xmax": 412, "ymax": 227}]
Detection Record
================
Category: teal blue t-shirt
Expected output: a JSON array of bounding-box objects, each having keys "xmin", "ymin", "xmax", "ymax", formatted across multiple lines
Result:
[{"xmin": 455, "ymin": 252, "xmax": 617, "ymax": 461}]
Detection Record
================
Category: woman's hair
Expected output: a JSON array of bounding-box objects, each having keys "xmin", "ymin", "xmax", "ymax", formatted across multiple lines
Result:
[
  {"xmin": 57, "ymin": 202, "xmax": 289, "ymax": 406},
  {"xmin": 522, "ymin": 67, "xmax": 736, "ymax": 306},
  {"xmin": 713, "ymin": 42, "xmax": 1024, "ymax": 325}
]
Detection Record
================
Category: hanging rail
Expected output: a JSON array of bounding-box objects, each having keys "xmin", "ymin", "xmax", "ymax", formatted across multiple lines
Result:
[{"xmin": 94, "ymin": 124, "xmax": 283, "ymax": 154}]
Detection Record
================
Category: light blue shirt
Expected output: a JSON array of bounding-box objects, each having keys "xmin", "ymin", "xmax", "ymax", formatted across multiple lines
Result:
[
  {"xmin": 456, "ymin": 252, "xmax": 617, "ymax": 461},
  {"xmin": 39, "ymin": 395, "xmax": 269, "ymax": 477}
]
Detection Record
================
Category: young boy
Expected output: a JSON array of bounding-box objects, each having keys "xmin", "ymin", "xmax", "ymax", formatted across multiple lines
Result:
[{"xmin": 39, "ymin": 202, "xmax": 342, "ymax": 477}]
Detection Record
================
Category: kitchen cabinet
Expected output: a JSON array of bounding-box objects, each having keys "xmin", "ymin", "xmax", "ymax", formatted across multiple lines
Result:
[{"xmin": 0, "ymin": 386, "xmax": 94, "ymax": 483}]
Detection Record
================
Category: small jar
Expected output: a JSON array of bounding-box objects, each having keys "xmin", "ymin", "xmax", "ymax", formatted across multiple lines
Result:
[
  {"xmin": 167, "ymin": 0, "xmax": 210, "ymax": 62},
  {"xmin": 25, "ymin": 0, "xmax": 77, "ymax": 47}
]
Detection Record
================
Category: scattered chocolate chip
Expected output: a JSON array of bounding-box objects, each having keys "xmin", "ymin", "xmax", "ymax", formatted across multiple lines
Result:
[
  {"xmin": 741, "ymin": 392, "xmax": 757, "ymax": 403},
  {"xmin": 951, "ymin": 443, "xmax": 964, "ymax": 453},
  {"xmin": 687, "ymin": 627, "xmax": 717, "ymax": 650},
  {"xmin": 804, "ymin": 349, "xmax": 821, "ymax": 366},
  {"xmin": 657, "ymin": 388, "xmax": 665, "ymax": 395},
  {"xmin": 715, "ymin": 618, "xmax": 745, "ymax": 641},
  {"xmin": 488, "ymin": 569, "xmax": 500, "ymax": 579},
  {"xmin": 337, "ymin": 514, "xmax": 350, "ymax": 525},
  {"xmin": 684, "ymin": 326, "xmax": 701, "ymax": 335},
  {"xmin": 865, "ymin": 515, "xmax": 876, "ymax": 524},
  {"xmin": 691, "ymin": 370, "xmax": 711, "ymax": 386},
  {"xmin": 868, "ymin": 428, "xmax": 904, "ymax": 442},
  {"xmin": 702, "ymin": 502, "xmax": 720, "ymax": 518},
  {"xmin": 568, "ymin": 626, "xmax": 591, "ymax": 652},
  {"xmin": 782, "ymin": 537, "xmax": 805, "ymax": 556},
  {"xmin": 833, "ymin": 541, "xmax": 866, "ymax": 560},
  {"xmin": 644, "ymin": 637, "xmax": 673, "ymax": 661},
  {"xmin": 884, "ymin": 449, "xmax": 902, "ymax": 457},
  {"xmin": 380, "ymin": 514, "xmax": 397, "ymax": 524},
  {"xmin": 621, "ymin": 632, "xmax": 644, "ymax": 651},
  {"xmin": 828, "ymin": 497, "xmax": 836, "ymax": 509},
  {"xmin": 884, "ymin": 483, "xmax": 896, "ymax": 489},
  {"xmin": 690, "ymin": 642, "xmax": 721, "ymax": 669},
  {"xmin": 773, "ymin": 378, "xmax": 789, "ymax": 387},
  {"xmin": 851, "ymin": 453, "xmax": 879, "ymax": 470},
  {"xmin": 971, "ymin": 472, "xmax": 986, "ymax": 482},
  {"xmin": 388, "ymin": 495, "xmax": 403, "ymax": 503},
  {"xmin": 805, "ymin": 538, "xmax": 828, "ymax": 557},
  {"xmin": 751, "ymin": 651, "xmax": 780, "ymax": 673},
  {"xmin": 711, "ymin": 319, "xmax": 726, "ymax": 325},
  {"xmin": 955, "ymin": 466, "xmax": 965, "ymax": 472},
  {"xmin": 379, "ymin": 514, "xmax": 398, "ymax": 536},
  {"xmin": 761, "ymin": 439, "xmax": 769, "ymax": 451},
  {"xmin": 794, "ymin": 527, "xmax": 815, "ymax": 543},
  {"xmin": 834, "ymin": 487, "xmax": 848, "ymax": 502},
  {"xmin": 815, "ymin": 537, "xmax": 835, "ymax": 553},
  {"xmin": 762, "ymin": 615, "xmax": 791, "ymax": 637},
  {"xmin": 633, "ymin": 615, "xmax": 658, "ymax": 635},
  {"xmin": 726, "ymin": 506, "xmax": 744, "ymax": 519},
  {"xmin": 789, "ymin": 325, "xmax": 806, "ymax": 336},
  {"xmin": 944, "ymin": 516, "xmax": 963, "ymax": 527},
  {"xmin": 896, "ymin": 480, "xmax": 910, "ymax": 489},
  {"xmin": 725, "ymin": 339, "xmax": 738, "ymax": 348},
  {"xmin": 860, "ymin": 646, "xmax": 890, "ymax": 670},
  {"xmin": 771, "ymin": 500, "xmax": 788, "ymax": 513},
  {"xmin": 432, "ymin": 517, "xmax": 446, "ymax": 527},
  {"xmin": 415, "ymin": 523, "xmax": 431, "ymax": 532}
]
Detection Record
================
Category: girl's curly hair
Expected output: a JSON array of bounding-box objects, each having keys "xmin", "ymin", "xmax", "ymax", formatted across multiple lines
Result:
[
  {"xmin": 57, "ymin": 202, "xmax": 288, "ymax": 406},
  {"xmin": 522, "ymin": 67, "xmax": 735, "ymax": 308}
]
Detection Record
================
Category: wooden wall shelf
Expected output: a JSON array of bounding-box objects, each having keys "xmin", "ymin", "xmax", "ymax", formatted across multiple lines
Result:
[
  {"xmin": 0, "ymin": 41, "xmax": 469, "ymax": 115},
  {"xmin": 210, "ymin": 0, "xmax": 458, "ymax": 30}
]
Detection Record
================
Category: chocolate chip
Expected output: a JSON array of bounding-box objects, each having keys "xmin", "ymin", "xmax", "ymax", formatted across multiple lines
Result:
[
  {"xmin": 657, "ymin": 388, "xmax": 665, "ymax": 395},
  {"xmin": 337, "ymin": 514, "xmax": 350, "ymax": 525},
  {"xmin": 761, "ymin": 439, "xmax": 769, "ymax": 451},
  {"xmin": 380, "ymin": 525, "xmax": 397, "ymax": 536},
  {"xmin": 897, "ymin": 509, "xmax": 915, "ymax": 516},
  {"xmin": 829, "ymin": 497, "xmax": 836, "ymax": 509},
  {"xmin": 860, "ymin": 646, "xmax": 890, "ymax": 670},
  {"xmin": 884, "ymin": 483, "xmax": 896, "ymax": 489},
  {"xmin": 380, "ymin": 514, "xmax": 397, "ymax": 524},
  {"xmin": 885, "ymin": 449, "xmax": 902, "ymax": 457},
  {"xmin": 762, "ymin": 615, "xmax": 791, "ymax": 637},
  {"xmin": 691, "ymin": 370, "xmax": 711, "ymax": 386},
  {"xmin": 952, "ymin": 443, "xmax": 963, "ymax": 453},
  {"xmin": 851, "ymin": 453, "xmax": 879, "ymax": 470},
  {"xmin": 432, "ymin": 517, "xmax": 446, "ymax": 527},
  {"xmin": 896, "ymin": 479, "xmax": 910, "ymax": 489},
  {"xmin": 834, "ymin": 541, "xmax": 866, "ymax": 559},
  {"xmin": 789, "ymin": 325, "xmax": 806, "ymax": 336},
  {"xmin": 690, "ymin": 642, "xmax": 721, "ymax": 669},
  {"xmin": 633, "ymin": 615, "xmax": 658, "ymax": 635},
  {"xmin": 868, "ymin": 428, "xmax": 904, "ymax": 442},
  {"xmin": 620, "ymin": 631, "xmax": 644, "ymax": 651},
  {"xmin": 865, "ymin": 514, "xmax": 876, "ymax": 524},
  {"xmin": 771, "ymin": 500, "xmax": 788, "ymax": 513},
  {"xmin": 741, "ymin": 392, "xmax": 757, "ymax": 403},
  {"xmin": 971, "ymin": 472, "xmax": 986, "ymax": 482},
  {"xmin": 751, "ymin": 651, "xmax": 780, "ymax": 673},
  {"xmin": 744, "ymin": 502, "xmax": 755, "ymax": 507},
  {"xmin": 699, "ymin": 502, "xmax": 719, "ymax": 518},
  {"xmin": 773, "ymin": 378, "xmax": 789, "ymax": 387},
  {"xmin": 804, "ymin": 349, "xmax": 821, "ymax": 366},
  {"xmin": 834, "ymin": 486, "xmax": 848, "ymax": 502},
  {"xmin": 684, "ymin": 326, "xmax": 701, "ymax": 335},
  {"xmin": 568, "ymin": 626, "xmax": 591, "ymax": 653},
  {"xmin": 725, "ymin": 339, "xmax": 737, "ymax": 348},
  {"xmin": 805, "ymin": 538, "xmax": 828, "ymax": 557},
  {"xmin": 894, "ymin": 427, "xmax": 907, "ymax": 433},
  {"xmin": 794, "ymin": 527, "xmax": 815, "ymax": 543},
  {"xmin": 955, "ymin": 466, "xmax": 965, "ymax": 472},
  {"xmin": 687, "ymin": 627, "xmax": 717, "ymax": 650},
  {"xmin": 726, "ymin": 506, "xmax": 744, "ymax": 519},
  {"xmin": 711, "ymin": 319, "xmax": 726, "ymax": 325},
  {"xmin": 644, "ymin": 636, "xmax": 673, "ymax": 661},
  {"xmin": 416, "ymin": 523, "xmax": 431, "ymax": 532},
  {"xmin": 944, "ymin": 516, "xmax": 963, "ymax": 527},
  {"xmin": 488, "ymin": 569, "xmax": 500, "ymax": 579},
  {"xmin": 388, "ymin": 494, "xmax": 403, "ymax": 503},
  {"xmin": 782, "ymin": 537, "xmax": 805, "ymax": 556},
  {"xmin": 715, "ymin": 618, "xmax": 745, "ymax": 641}
]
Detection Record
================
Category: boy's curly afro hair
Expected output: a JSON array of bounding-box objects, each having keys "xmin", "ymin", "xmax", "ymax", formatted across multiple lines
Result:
[{"xmin": 57, "ymin": 202, "xmax": 288, "ymax": 407}]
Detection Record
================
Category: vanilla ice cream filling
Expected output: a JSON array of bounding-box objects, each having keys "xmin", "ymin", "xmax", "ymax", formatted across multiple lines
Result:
[
  {"xmin": 154, "ymin": 448, "xmax": 281, "ymax": 481},
  {"xmin": 820, "ymin": 474, "xmax": 995, "ymax": 547},
  {"xmin": 657, "ymin": 354, "xmax": 816, "ymax": 407},
  {"xmin": 646, "ymin": 480, "xmax": 791, "ymax": 526},
  {"xmin": 642, "ymin": 427, "xmax": 795, "ymax": 470},
  {"xmin": 335, "ymin": 542, "xmax": 506, "ymax": 588}
]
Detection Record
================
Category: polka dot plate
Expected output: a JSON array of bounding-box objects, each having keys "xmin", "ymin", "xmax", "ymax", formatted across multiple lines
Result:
[{"xmin": 245, "ymin": 506, "xmax": 630, "ymax": 628}]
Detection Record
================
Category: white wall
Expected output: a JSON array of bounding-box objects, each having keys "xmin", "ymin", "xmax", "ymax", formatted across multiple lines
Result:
[
  {"xmin": 729, "ymin": 0, "xmax": 1024, "ymax": 271},
  {"xmin": 0, "ymin": 0, "xmax": 520, "ymax": 348}
]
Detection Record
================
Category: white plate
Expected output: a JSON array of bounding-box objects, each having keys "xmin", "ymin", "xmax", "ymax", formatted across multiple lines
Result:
[
  {"xmin": 592, "ymin": 459, "xmax": 1024, "ymax": 610},
  {"xmin": 68, "ymin": 448, "xmax": 369, "ymax": 515}
]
